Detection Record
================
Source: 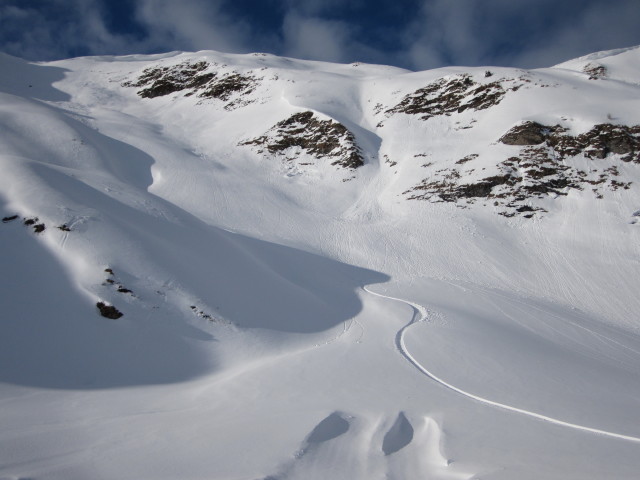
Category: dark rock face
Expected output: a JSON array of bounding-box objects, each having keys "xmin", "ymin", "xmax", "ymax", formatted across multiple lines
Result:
[
  {"xmin": 241, "ymin": 111, "xmax": 364, "ymax": 170},
  {"xmin": 199, "ymin": 73, "xmax": 255, "ymax": 101},
  {"xmin": 386, "ymin": 74, "xmax": 522, "ymax": 121},
  {"xmin": 123, "ymin": 61, "xmax": 213, "ymax": 98},
  {"xmin": 499, "ymin": 121, "xmax": 559, "ymax": 146},
  {"xmin": 123, "ymin": 61, "xmax": 258, "ymax": 109},
  {"xmin": 96, "ymin": 302, "xmax": 123, "ymax": 319},
  {"xmin": 501, "ymin": 122, "xmax": 640, "ymax": 163},
  {"xmin": 555, "ymin": 124, "xmax": 640, "ymax": 162}
]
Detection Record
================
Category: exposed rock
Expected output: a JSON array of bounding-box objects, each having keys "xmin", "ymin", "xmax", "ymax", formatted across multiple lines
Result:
[
  {"xmin": 500, "ymin": 122, "xmax": 558, "ymax": 145},
  {"xmin": 96, "ymin": 302, "xmax": 123, "ymax": 319},
  {"xmin": 501, "ymin": 122, "xmax": 640, "ymax": 163},
  {"xmin": 583, "ymin": 63, "xmax": 607, "ymax": 80},
  {"xmin": 2, "ymin": 215, "xmax": 18, "ymax": 223},
  {"xmin": 123, "ymin": 61, "xmax": 259, "ymax": 109},
  {"xmin": 199, "ymin": 73, "xmax": 257, "ymax": 101},
  {"xmin": 22, "ymin": 217, "xmax": 46, "ymax": 233},
  {"xmin": 123, "ymin": 61, "xmax": 214, "ymax": 98},
  {"xmin": 386, "ymin": 74, "xmax": 522, "ymax": 121},
  {"xmin": 576, "ymin": 124, "xmax": 640, "ymax": 162},
  {"xmin": 240, "ymin": 111, "xmax": 364, "ymax": 170},
  {"xmin": 190, "ymin": 305, "xmax": 214, "ymax": 321},
  {"xmin": 407, "ymin": 172, "xmax": 521, "ymax": 204},
  {"xmin": 456, "ymin": 154, "xmax": 479, "ymax": 164},
  {"xmin": 406, "ymin": 134, "xmax": 634, "ymax": 218},
  {"xmin": 384, "ymin": 155, "xmax": 398, "ymax": 167}
]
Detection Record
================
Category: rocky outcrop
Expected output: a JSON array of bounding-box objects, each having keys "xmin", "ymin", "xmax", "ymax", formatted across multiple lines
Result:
[
  {"xmin": 198, "ymin": 73, "xmax": 256, "ymax": 101},
  {"xmin": 96, "ymin": 302, "xmax": 123, "ymax": 319},
  {"xmin": 122, "ymin": 61, "xmax": 258, "ymax": 109},
  {"xmin": 406, "ymin": 136, "xmax": 634, "ymax": 218},
  {"xmin": 501, "ymin": 122, "xmax": 640, "ymax": 163},
  {"xmin": 583, "ymin": 63, "xmax": 607, "ymax": 80},
  {"xmin": 122, "ymin": 61, "xmax": 213, "ymax": 98},
  {"xmin": 23, "ymin": 217, "xmax": 46, "ymax": 233},
  {"xmin": 241, "ymin": 111, "xmax": 364, "ymax": 170},
  {"xmin": 386, "ymin": 74, "xmax": 522, "ymax": 121},
  {"xmin": 499, "ymin": 121, "xmax": 561, "ymax": 146}
]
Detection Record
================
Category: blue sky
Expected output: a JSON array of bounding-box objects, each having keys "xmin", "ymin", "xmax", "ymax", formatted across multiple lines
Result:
[{"xmin": 1, "ymin": 0, "xmax": 640, "ymax": 70}]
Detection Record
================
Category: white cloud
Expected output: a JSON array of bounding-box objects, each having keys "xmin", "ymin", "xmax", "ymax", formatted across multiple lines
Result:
[
  {"xmin": 281, "ymin": 12, "xmax": 352, "ymax": 62},
  {"xmin": 0, "ymin": 0, "xmax": 140, "ymax": 59},
  {"xmin": 0, "ymin": 0, "xmax": 260, "ymax": 60},
  {"xmin": 401, "ymin": 0, "xmax": 519, "ymax": 70},
  {"xmin": 134, "ymin": 0, "xmax": 254, "ymax": 54},
  {"xmin": 0, "ymin": 5, "xmax": 63, "ymax": 59}
]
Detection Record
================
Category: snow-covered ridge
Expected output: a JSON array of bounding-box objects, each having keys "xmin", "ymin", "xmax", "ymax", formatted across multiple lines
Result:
[
  {"xmin": 1, "ymin": 47, "xmax": 640, "ymax": 480},
  {"xmin": 105, "ymin": 47, "xmax": 640, "ymax": 217},
  {"xmin": 552, "ymin": 44, "xmax": 640, "ymax": 85}
]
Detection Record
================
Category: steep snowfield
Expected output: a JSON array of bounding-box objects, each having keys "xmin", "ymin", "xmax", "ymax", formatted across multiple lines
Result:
[{"xmin": 1, "ymin": 46, "xmax": 640, "ymax": 479}]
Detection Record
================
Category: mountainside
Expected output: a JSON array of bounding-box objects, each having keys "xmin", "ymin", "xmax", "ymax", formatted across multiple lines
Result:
[{"xmin": 1, "ymin": 46, "xmax": 640, "ymax": 480}]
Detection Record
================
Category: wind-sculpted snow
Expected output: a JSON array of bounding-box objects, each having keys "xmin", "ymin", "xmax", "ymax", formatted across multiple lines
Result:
[
  {"xmin": 0, "ymin": 52, "xmax": 71, "ymax": 101},
  {"xmin": 0, "ymin": 86, "xmax": 388, "ymax": 383}
]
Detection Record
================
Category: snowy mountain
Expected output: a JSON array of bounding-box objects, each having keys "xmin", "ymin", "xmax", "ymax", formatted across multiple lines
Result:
[{"xmin": 1, "ymin": 45, "xmax": 640, "ymax": 480}]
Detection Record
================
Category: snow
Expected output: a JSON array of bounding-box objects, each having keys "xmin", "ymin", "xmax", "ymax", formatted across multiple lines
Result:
[
  {"xmin": 553, "ymin": 45, "xmax": 640, "ymax": 86},
  {"xmin": 1, "ymin": 46, "xmax": 640, "ymax": 479}
]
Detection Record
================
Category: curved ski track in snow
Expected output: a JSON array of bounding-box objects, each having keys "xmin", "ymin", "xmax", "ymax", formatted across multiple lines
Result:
[{"xmin": 363, "ymin": 286, "xmax": 640, "ymax": 444}]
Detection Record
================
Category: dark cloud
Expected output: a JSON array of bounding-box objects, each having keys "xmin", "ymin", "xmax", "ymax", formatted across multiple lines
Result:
[
  {"xmin": 0, "ymin": 0, "xmax": 639, "ymax": 70},
  {"xmin": 0, "ymin": 1, "xmax": 144, "ymax": 59},
  {"xmin": 0, "ymin": 0, "xmax": 257, "ymax": 60}
]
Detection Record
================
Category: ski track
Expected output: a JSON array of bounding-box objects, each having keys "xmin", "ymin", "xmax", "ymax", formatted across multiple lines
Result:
[{"xmin": 363, "ymin": 286, "xmax": 640, "ymax": 444}]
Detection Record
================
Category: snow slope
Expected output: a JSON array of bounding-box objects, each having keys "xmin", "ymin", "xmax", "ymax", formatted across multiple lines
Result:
[{"xmin": 1, "ymin": 46, "xmax": 640, "ymax": 479}]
